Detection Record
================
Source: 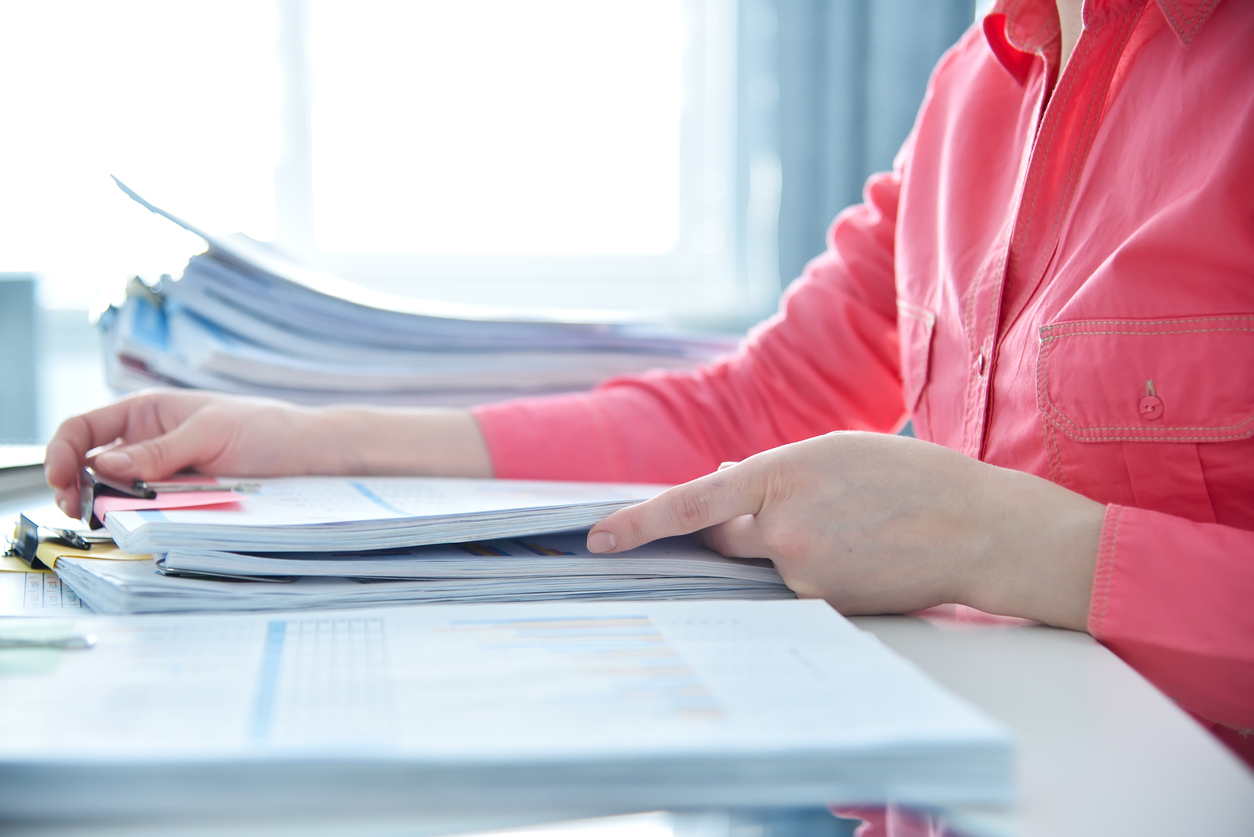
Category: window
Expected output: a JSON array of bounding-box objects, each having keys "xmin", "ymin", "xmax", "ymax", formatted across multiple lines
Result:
[
  {"xmin": 0, "ymin": 1, "xmax": 743, "ymax": 316},
  {"xmin": 290, "ymin": 0, "xmax": 740, "ymax": 313}
]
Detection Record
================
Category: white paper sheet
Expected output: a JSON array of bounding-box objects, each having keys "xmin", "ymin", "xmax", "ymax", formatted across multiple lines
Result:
[
  {"xmin": 0, "ymin": 600, "xmax": 1015, "ymax": 821},
  {"xmin": 158, "ymin": 533, "xmax": 783, "ymax": 581},
  {"xmin": 0, "ymin": 599, "xmax": 1010, "ymax": 762},
  {"xmin": 103, "ymin": 476, "xmax": 667, "ymax": 553}
]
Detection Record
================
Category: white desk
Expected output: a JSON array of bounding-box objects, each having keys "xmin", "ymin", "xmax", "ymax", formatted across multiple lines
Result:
[
  {"xmin": 855, "ymin": 615, "xmax": 1254, "ymax": 836},
  {"xmin": 3, "ymin": 484, "xmax": 1253, "ymax": 836}
]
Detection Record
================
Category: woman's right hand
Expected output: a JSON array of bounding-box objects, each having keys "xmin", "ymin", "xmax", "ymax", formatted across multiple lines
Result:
[{"xmin": 43, "ymin": 389, "xmax": 493, "ymax": 518}]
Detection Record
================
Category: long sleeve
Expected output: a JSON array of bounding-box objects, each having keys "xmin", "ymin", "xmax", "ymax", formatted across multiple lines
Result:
[
  {"xmin": 1089, "ymin": 505, "xmax": 1254, "ymax": 763},
  {"xmin": 473, "ymin": 169, "xmax": 907, "ymax": 484}
]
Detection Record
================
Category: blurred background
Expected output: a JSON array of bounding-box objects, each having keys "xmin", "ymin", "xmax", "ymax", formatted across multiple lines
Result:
[{"xmin": 0, "ymin": 0, "xmax": 976, "ymax": 446}]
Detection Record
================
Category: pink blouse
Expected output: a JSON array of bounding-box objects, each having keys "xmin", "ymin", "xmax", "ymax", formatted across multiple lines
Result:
[{"xmin": 475, "ymin": 0, "xmax": 1254, "ymax": 764}]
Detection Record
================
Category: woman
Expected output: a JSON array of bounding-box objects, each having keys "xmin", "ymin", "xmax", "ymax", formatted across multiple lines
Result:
[{"xmin": 46, "ymin": 0, "xmax": 1253, "ymax": 773}]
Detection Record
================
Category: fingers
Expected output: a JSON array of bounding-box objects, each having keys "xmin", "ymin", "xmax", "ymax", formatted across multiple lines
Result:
[
  {"xmin": 89, "ymin": 416, "xmax": 226, "ymax": 482},
  {"xmin": 46, "ymin": 399, "xmax": 158, "ymax": 516},
  {"xmin": 44, "ymin": 399, "xmax": 146, "ymax": 491},
  {"xmin": 588, "ymin": 465, "xmax": 765, "ymax": 553}
]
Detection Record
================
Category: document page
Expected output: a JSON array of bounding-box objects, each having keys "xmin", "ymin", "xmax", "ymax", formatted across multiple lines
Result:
[
  {"xmin": 103, "ymin": 476, "xmax": 667, "ymax": 552},
  {"xmin": 0, "ymin": 600, "xmax": 1006, "ymax": 762},
  {"xmin": 0, "ymin": 572, "xmax": 88, "ymax": 616}
]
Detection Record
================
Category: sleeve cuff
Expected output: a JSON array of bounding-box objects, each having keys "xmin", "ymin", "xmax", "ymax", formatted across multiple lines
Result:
[{"xmin": 1086, "ymin": 503, "xmax": 1254, "ymax": 730}]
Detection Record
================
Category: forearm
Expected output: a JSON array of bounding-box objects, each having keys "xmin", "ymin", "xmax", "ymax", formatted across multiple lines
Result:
[{"xmin": 309, "ymin": 406, "xmax": 492, "ymax": 478}]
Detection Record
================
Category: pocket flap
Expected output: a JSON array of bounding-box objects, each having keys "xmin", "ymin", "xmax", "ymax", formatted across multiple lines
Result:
[{"xmin": 1037, "ymin": 317, "xmax": 1254, "ymax": 442}]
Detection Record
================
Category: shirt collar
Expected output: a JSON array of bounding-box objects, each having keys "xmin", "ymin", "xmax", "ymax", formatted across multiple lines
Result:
[{"xmin": 983, "ymin": 0, "xmax": 1225, "ymax": 84}]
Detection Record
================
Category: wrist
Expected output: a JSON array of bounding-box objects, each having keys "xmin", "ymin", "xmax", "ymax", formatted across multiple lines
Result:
[
  {"xmin": 959, "ymin": 468, "xmax": 1104, "ymax": 631},
  {"xmin": 306, "ymin": 406, "xmax": 492, "ymax": 478},
  {"xmin": 290, "ymin": 405, "xmax": 357, "ymax": 474}
]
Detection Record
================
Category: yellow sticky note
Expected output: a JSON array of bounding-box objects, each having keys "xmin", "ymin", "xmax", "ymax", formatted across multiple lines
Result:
[
  {"xmin": 1, "ymin": 540, "xmax": 149, "ymax": 573},
  {"xmin": 36, "ymin": 542, "xmax": 150, "ymax": 566},
  {"xmin": 0, "ymin": 554, "xmax": 47, "ymax": 573}
]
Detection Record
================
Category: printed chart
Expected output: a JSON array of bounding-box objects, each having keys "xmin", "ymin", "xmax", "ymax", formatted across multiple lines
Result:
[{"xmin": 0, "ymin": 571, "xmax": 89, "ymax": 616}]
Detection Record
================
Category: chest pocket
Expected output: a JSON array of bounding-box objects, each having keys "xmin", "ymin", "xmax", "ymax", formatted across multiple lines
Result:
[{"xmin": 1036, "ymin": 316, "xmax": 1254, "ymax": 524}]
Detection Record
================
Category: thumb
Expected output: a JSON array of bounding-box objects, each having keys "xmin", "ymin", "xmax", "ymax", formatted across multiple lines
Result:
[{"xmin": 90, "ymin": 420, "xmax": 225, "ymax": 482}]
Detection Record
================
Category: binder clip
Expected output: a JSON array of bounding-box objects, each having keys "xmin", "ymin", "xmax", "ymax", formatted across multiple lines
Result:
[
  {"xmin": 78, "ymin": 467, "xmax": 153, "ymax": 529},
  {"xmin": 5, "ymin": 514, "xmax": 93, "ymax": 569},
  {"xmin": 4, "ymin": 514, "xmax": 45, "ymax": 569},
  {"xmin": 77, "ymin": 466, "xmax": 261, "ymax": 529}
]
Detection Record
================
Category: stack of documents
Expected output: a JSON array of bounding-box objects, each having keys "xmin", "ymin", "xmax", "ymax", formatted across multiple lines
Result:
[
  {"xmin": 53, "ymin": 477, "xmax": 793, "ymax": 614},
  {"xmin": 101, "ymin": 180, "xmax": 739, "ymax": 406},
  {"xmin": 98, "ymin": 475, "xmax": 669, "ymax": 554},
  {"xmin": 0, "ymin": 600, "xmax": 1015, "ymax": 821},
  {"xmin": 56, "ymin": 542, "xmax": 794, "ymax": 614}
]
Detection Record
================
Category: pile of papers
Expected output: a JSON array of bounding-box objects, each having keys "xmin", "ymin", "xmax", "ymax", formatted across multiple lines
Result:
[
  {"xmin": 50, "ymin": 477, "xmax": 793, "ymax": 614},
  {"xmin": 56, "ymin": 542, "xmax": 794, "ymax": 614},
  {"xmin": 0, "ymin": 600, "xmax": 1015, "ymax": 821},
  {"xmin": 99, "ymin": 475, "xmax": 669, "ymax": 554},
  {"xmin": 101, "ymin": 179, "xmax": 738, "ymax": 406}
]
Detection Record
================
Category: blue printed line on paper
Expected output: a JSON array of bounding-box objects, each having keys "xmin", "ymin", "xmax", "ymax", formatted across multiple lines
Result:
[
  {"xmin": 349, "ymin": 481, "xmax": 410, "ymax": 516},
  {"xmin": 250, "ymin": 620, "xmax": 286, "ymax": 742}
]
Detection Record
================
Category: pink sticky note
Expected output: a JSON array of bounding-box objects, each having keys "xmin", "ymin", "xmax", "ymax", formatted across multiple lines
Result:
[{"xmin": 95, "ymin": 491, "xmax": 244, "ymax": 519}]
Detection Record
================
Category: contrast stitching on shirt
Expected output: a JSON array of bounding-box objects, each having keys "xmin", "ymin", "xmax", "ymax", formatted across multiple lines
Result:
[
  {"xmin": 1095, "ymin": 505, "xmax": 1122, "ymax": 638},
  {"xmin": 1048, "ymin": 422, "xmax": 1065, "ymax": 485},
  {"xmin": 1093, "ymin": 508, "xmax": 1109, "ymax": 637},
  {"xmin": 998, "ymin": 22, "xmax": 1089, "ymax": 337},
  {"xmin": 1042, "ymin": 315, "xmax": 1254, "ymax": 332},
  {"xmin": 1163, "ymin": 0, "xmax": 1190, "ymax": 40},
  {"xmin": 963, "ymin": 250, "xmax": 988, "ymax": 356},
  {"xmin": 961, "ymin": 370, "xmax": 972, "ymax": 454},
  {"xmin": 985, "ymin": 20, "xmax": 1098, "ymax": 378},
  {"xmin": 1030, "ymin": 14, "xmax": 1127, "ymax": 297},
  {"xmin": 1090, "ymin": 507, "xmax": 1110, "ymax": 636},
  {"xmin": 896, "ymin": 300, "xmax": 936, "ymax": 325},
  {"xmin": 1041, "ymin": 327, "xmax": 1254, "ymax": 340},
  {"xmin": 1045, "ymin": 413, "xmax": 1254, "ymax": 432},
  {"xmin": 1044, "ymin": 426, "xmax": 1254, "ymax": 442},
  {"xmin": 1163, "ymin": 0, "xmax": 1221, "ymax": 44},
  {"xmin": 1001, "ymin": 11, "xmax": 1136, "ymax": 352},
  {"xmin": 1034, "ymin": 329, "xmax": 1254, "ymax": 436}
]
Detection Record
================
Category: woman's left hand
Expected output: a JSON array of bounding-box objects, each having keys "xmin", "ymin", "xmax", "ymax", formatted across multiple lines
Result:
[{"xmin": 587, "ymin": 431, "xmax": 1106, "ymax": 631}]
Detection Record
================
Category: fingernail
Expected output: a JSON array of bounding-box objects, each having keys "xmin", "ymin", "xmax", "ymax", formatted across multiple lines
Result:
[
  {"xmin": 58, "ymin": 499, "xmax": 72, "ymax": 517},
  {"xmin": 587, "ymin": 530, "xmax": 616, "ymax": 553},
  {"xmin": 718, "ymin": 461, "xmax": 738, "ymax": 471},
  {"xmin": 95, "ymin": 451, "xmax": 133, "ymax": 474}
]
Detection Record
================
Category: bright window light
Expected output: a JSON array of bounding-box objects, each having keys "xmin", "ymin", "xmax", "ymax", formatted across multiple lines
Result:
[
  {"xmin": 0, "ymin": 1, "xmax": 281, "ymax": 308},
  {"xmin": 1, "ymin": 1, "xmax": 736, "ymax": 314},
  {"xmin": 308, "ymin": 0, "xmax": 685, "ymax": 256}
]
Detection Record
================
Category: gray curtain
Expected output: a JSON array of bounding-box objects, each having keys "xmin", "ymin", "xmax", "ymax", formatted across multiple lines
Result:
[{"xmin": 734, "ymin": 0, "xmax": 975, "ymax": 305}]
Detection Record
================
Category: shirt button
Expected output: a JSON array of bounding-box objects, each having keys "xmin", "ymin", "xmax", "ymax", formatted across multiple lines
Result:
[
  {"xmin": 1139, "ymin": 395, "xmax": 1164, "ymax": 420},
  {"xmin": 974, "ymin": 352, "xmax": 986, "ymax": 377}
]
